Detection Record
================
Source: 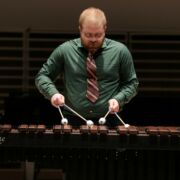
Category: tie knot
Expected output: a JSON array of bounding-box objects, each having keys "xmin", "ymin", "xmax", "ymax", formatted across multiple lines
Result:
[{"xmin": 88, "ymin": 52, "xmax": 93, "ymax": 59}]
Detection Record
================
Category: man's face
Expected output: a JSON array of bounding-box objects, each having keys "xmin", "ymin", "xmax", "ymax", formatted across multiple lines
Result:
[{"xmin": 80, "ymin": 23, "xmax": 106, "ymax": 54}]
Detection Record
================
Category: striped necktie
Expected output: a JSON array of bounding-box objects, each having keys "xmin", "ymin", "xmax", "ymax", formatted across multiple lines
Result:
[{"xmin": 86, "ymin": 53, "xmax": 99, "ymax": 103}]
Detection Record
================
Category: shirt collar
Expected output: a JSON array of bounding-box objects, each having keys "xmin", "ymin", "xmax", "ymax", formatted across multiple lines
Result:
[{"xmin": 77, "ymin": 38, "xmax": 107, "ymax": 49}]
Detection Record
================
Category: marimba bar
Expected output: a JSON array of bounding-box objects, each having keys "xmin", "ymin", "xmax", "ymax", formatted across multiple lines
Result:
[
  {"xmin": 0, "ymin": 123, "xmax": 180, "ymax": 151},
  {"xmin": 0, "ymin": 123, "xmax": 180, "ymax": 135},
  {"xmin": 1, "ymin": 123, "xmax": 180, "ymax": 135},
  {"xmin": 0, "ymin": 124, "xmax": 180, "ymax": 180}
]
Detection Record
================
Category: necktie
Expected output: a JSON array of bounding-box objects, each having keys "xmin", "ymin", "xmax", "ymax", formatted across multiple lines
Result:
[{"xmin": 86, "ymin": 53, "xmax": 99, "ymax": 103}]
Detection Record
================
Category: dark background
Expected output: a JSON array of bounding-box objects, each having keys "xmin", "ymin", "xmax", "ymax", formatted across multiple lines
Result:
[{"xmin": 0, "ymin": 0, "xmax": 179, "ymax": 32}]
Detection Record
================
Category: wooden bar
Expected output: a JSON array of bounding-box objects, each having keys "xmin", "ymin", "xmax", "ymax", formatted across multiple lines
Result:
[
  {"xmin": 98, "ymin": 125, "xmax": 108, "ymax": 134},
  {"xmin": 89, "ymin": 125, "xmax": 98, "ymax": 134},
  {"xmin": 62, "ymin": 124, "xmax": 72, "ymax": 134},
  {"xmin": 168, "ymin": 127, "xmax": 180, "ymax": 135},
  {"xmin": 158, "ymin": 127, "xmax": 170, "ymax": 135},
  {"xmin": 1, "ymin": 124, "xmax": 12, "ymax": 133},
  {"xmin": 18, "ymin": 124, "xmax": 28, "ymax": 133},
  {"xmin": 28, "ymin": 125, "xmax": 37, "ymax": 133},
  {"xmin": 37, "ymin": 125, "xmax": 46, "ymax": 133},
  {"xmin": 117, "ymin": 125, "xmax": 128, "ymax": 134},
  {"xmin": 128, "ymin": 126, "xmax": 138, "ymax": 135},
  {"xmin": 80, "ymin": 125, "xmax": 89, "ymax": 134},
  {"xmin": 146, "ymin": 126, "xmax": 159, "ymax": 135},
  {"xmin": 53, "ymin": 125, "xmax": 62, "ymax": 133}
]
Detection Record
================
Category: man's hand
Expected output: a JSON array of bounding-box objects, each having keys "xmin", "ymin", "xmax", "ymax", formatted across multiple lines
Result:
[
  {"xmin": 51, "ymin": 93, "xmax": 65, "ymax": 107},
  {"xmin": 108, "ymin": 99, "xmax": 120, "ymax": 113}
]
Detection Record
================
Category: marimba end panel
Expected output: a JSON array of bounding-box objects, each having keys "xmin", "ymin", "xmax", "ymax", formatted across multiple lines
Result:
[
  {"xmin": 0, "ymin": 168, "xmax": 25, "ymax": 180},
  {"xmin": 36, "ymin": 169, "xmax": 64, "ymax": 180}
]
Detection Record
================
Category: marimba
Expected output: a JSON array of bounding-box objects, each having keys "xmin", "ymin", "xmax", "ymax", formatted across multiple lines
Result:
[
  {"xmin": 0, "ymin": 124, "xmax": 180, "ymax": 180},
  {"xmin": 0, "ymin": 124, "xmax": 180, "ymax": 149}
]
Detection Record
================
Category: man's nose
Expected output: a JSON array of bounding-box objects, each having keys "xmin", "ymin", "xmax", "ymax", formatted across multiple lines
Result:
[{"xmin": 90, "ymin": 36, "xmax": 97, "ymax": 42}]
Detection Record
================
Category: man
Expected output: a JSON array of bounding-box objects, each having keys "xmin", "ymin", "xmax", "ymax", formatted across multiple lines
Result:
[{"xmin": 35, "ymin": 7, "xmax": 139, "ymax": 126}]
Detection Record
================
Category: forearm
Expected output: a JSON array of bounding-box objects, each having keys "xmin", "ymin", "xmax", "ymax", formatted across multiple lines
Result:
[
  {"xmin": 113, "ymin": 78, "xmax": 139, "ymax": 107},
  {"xmin": 35, "ymin": 73, "xmax": 59, "ymax": 100}
]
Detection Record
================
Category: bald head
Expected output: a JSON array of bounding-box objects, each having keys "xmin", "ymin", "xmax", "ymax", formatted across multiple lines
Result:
[{"xmin": 79, "ymin": 7, "xmax": 107, "ymax": 29}]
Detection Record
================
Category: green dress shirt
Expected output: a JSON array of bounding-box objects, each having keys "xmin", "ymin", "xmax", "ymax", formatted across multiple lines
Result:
[{"xmin": 35, "ymin": 38, "xmax": 139, "ymax": 118}]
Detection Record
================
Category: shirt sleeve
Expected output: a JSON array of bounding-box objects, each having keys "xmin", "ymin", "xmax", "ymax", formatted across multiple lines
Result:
[
  {"xmin": 112, "ymin": 45, "xmax": 139, "ymax": 108},
  {"xmin": 35, "ymin": 45, "xmax": 64, "ymax": 100}
]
